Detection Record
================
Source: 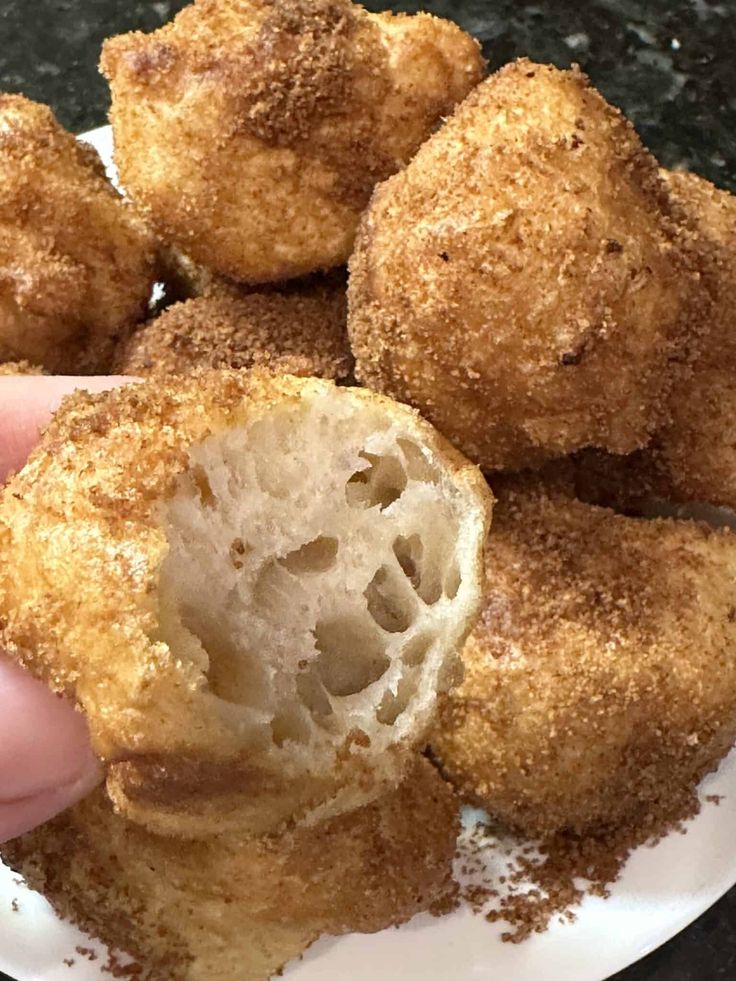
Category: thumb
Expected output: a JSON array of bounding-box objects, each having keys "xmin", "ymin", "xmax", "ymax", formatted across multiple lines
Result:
[
  {"xmin": 0, "ymin": 375, "xmax": 133, "ymax": 483},
  {"xmin": 0, "ymin": 656, "xmax": 101, "ymax": 843}
]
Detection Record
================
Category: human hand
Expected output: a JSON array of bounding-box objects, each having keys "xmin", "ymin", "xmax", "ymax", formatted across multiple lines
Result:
[{"xmin": 0, "ymin": 376, "xmax": 130, "ymax": 843}]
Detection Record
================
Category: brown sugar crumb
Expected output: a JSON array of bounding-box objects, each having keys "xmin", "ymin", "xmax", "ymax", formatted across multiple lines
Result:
[
  {"xmin": 244, "ymin": 0, "xmax": 355, "ymax": 147},
  {"xmin": 113, "ymin": 272, "xmax": 352, "ymax": 382},
  {"xmin": 428, "ymin": 882, "xmax": 460, "ymax": 919},
  {"xmin": 102, "ymin": 950, "xmax": 144, "ymax": 978},
  {"xmin": 457, "ymin": 788, "xmax": 708, "ymax": 942},
  {"xmin": 10, "ymin": 898, "xmax": 19, "ymax": 912},
  {"xmin": 63, "ymin": 959, "xmax": 76, "ymax": 968},
  {"xmin": 75, "ymin": 946, "xmax": 99, "ymax": 961}
]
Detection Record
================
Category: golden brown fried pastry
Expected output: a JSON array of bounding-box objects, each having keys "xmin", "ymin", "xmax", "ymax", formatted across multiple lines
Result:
[
  {"xmin": 651, "ymin": 365, "xmax": 736, "ymax": 509},
  {"xmin": 573, "ymin": 371, "xmax": 736, "ymax": 515},
  {"xmin": 663, "ymin": 168, "xmax": 736, "ymax": 360},
  {"xmin": 638, "ymin": 172, "xmax": 736, "ymax": 509},
  {"xmin": 0, "ymin": 94, "xmax": 157, "ymax": 373},
  {"xmin": 114, "ymin": 272, "xmax": 352, "ymax": 380},
  {"xmin": 574, "ymin": 172, "xmax": 736, "ymax": 513},
  {"xmin": 100, "ymin": 0, "xmax": 484, "ymax": 284},
  {"xmin": 0, "ymin": 371, "xmax": 490, "ymax": 838},
  {"xmin": 349, "ymin": 59, "xmax": 709, "ymax": 472},
  {"xmin": 4, "ymin": 757, "xmax": 459, "ymax": 981},
  {"xmin": 432, "ymin": 484, "xmax": 736, "ymax": 836},
  {"xmin": 0, "ymin": 360, "xmax": 46, "ymax": 375}
]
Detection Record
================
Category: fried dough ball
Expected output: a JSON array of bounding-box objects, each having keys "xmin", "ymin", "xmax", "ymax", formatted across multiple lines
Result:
[
  {"xmin": 0, "ymin": 371, "xmax": 489, "ymax": 838},
  {"xmin": 638, "ymin": 172, "xmax": 736, "ymax": 509},
  {"xmin": 0, "ymin": 360, "xmax": 46, "ymax": 375},
  {"xmin": 432, "ymin": 484, "xmax": 736, "ymax": 836},
  {"xmin": 573, "ymin": 368, "xmax": 736, "ymax": 515},
  {"xmin": 100, "ymin": 0, "xmax": 485, "ymax": 285},
  {"xmin": 575, "ymin": 172, "xmax": 736, "ymax": 512},
  {"xmin": 348, "ymin": 59, "xmax": 709, "ymax": 472},
  {"xmin": 0, "ymin": 94, "xmax": 158, "ymax": 373},
  {"xmin": 663, "ymin": 168, "xmax": 736, "ymax": 360},
  {"xmin": 114, "ymin": 272, "xmax": 353, "ymax": 380},
  {"xmin": 3, "ymin": 757, "xmax": 458, "ymax": 981},
  {"xmin": 652, "ymin": 366, "xmax": 736, "ymax": 509}
]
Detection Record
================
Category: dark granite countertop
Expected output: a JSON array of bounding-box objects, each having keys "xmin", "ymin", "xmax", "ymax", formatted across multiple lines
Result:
[{"xmin": 1, "ymin": 1, "xmax": 735, "ymax": 979}]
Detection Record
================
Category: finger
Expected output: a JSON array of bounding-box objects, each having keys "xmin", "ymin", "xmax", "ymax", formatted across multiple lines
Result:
[
  {"xmin": 0, "ymin": 376, "xmax": 135, "ymax": 482},
  {"xmin": 0, "ymin": 770, "xmax": 102, "ymax": 844},
  {"xmin": 0, "ymin": 657, "xmax": 101, "ymax": 843}
]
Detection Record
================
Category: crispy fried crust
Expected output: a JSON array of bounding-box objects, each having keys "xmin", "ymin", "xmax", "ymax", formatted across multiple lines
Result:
[
  {"xmin": 348, "ymin": 59, "xmax": 711, "ymax": 472},
  {"xmin": 3, "ymin": 757, "xmax": 459, "ymax": 981},
  {"xmin": 573, "ymin": 372, "xmax": 736, "ymax": 515},
  {"xmin": 574, "ymin": 172, "xmax": 736, "ymax": 512},
  {"xmin": 646, "ymin": 172, "xmax": 736, "ymax": 508},
  {"xmin": 663, "ymin": 168, "xmax": 736, "ymax": 360},
  {"xmin": 100, "ymin": 0, "xmax": 484, "ymax": 283},
  {"xmin": 0, "ymin": 370, "xmax": 489, "ymax": 837},
  {"xmin": 0, "ymin": 94, "xmax": 158, "ymax": 372},
  {"xmin": 0, "ymin": 360, "xmax": 46, "ymax": 375},
  {"xmin": 654, "ymin": 366, "xmax": 736, "ymax": 509},
  {"xmin": 432, "ymin": 484, "xmax": 736, "ymax": 836},
  {"xmin": 114, "ymin": 272, "xmax": 353, "ymax": 380}
]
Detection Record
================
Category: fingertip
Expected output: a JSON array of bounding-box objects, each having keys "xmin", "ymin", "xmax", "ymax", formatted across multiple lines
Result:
[
  {"xmin": 0, "ymin": 657, "xmax": 98, "ymax": 803},
  {"xmin": 0, "ymin": 763, "xmax": 102, "ymax": 844}
]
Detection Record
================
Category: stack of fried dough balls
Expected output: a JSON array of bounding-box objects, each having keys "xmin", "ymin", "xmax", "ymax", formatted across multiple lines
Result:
[
  {"xmin": 3, "ymin": 0, "xmax": 736, "ymax": 976},
  {"xmin": 0, "ymin": 94, "xmax": 157, "ymax": 373},
  {"xmin": 0, "ymin": 2, "xmax": 494, "ymax": 973},
  {"xmin": 348, "ymin": 58, "xmax": 711, "ymax": 471},
  {"xmin": 0, "ymin": 370, "xmax": 490, "ymax": 978}
]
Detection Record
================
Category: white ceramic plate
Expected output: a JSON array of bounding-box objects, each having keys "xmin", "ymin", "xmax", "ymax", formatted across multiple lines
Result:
[{"xmin": 1, "ymin": 126, "xmax": 735, "ymax": 981}]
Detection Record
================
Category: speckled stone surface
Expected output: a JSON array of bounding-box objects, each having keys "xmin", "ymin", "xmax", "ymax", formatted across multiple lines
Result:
[{"xmin": 0, "ymin": 1, "xmax": 735, "ymax": 980}]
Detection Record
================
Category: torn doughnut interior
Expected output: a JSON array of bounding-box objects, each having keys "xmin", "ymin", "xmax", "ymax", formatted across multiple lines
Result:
[{"xmin": 158, "ymin": 390, "xmax": 481, "ymax": 799}]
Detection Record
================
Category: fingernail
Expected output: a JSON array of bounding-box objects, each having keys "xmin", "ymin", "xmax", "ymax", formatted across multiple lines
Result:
[{"xmin": 0, "ymin": 658, "xmax": 98, "ymax": 801}]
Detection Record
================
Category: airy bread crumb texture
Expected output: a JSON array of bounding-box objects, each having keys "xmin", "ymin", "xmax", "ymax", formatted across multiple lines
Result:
[{"xmin": 0, "ymin": 370, "xmax": 490, "ymax": 838}]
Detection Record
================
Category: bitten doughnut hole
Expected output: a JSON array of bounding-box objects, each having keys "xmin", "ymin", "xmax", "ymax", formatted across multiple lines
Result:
[{"xmin": 158, "ymin": 390, "xmax": 479, "ymax": 780}]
